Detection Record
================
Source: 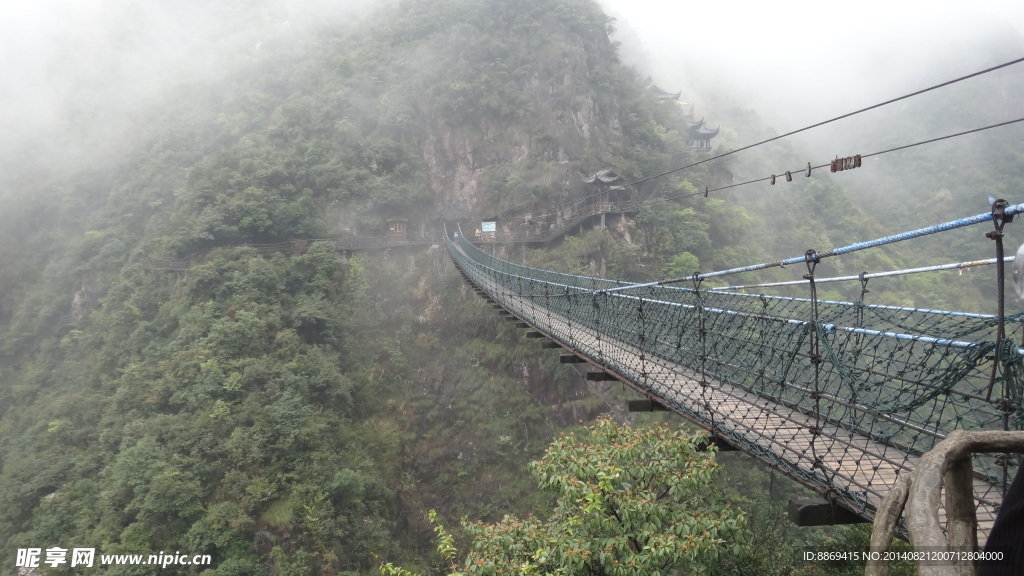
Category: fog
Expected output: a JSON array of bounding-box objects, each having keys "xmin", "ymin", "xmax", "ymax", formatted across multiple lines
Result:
[
  {"xmin": 0, "ymin": 0, "xmax": 380, "ymax": 169},
  {"xmin": 4, "ymin": 0, "xmax": 1022, "ymax": 177},
  {"xmin": 599, "ymin": 0, "xmax": 1024, "ymax": 132},
  {"xmin": 597, "ymin": 0, "xmax": 1024, "ymax": 239}
]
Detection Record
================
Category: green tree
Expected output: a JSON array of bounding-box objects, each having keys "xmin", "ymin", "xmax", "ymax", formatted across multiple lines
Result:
[
  {"xmin": 386, "ymin": 417, "xmax": 746, "ymax": 576},
  {"xmin": 663, "ymin": 252, "xmax": 700, "ymax": 279}
]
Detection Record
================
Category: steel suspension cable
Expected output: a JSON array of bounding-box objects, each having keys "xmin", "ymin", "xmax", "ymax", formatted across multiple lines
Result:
[
  {"xmin": 707, "ymin": 256, "xmax": 1016, "ymax": 292},
  {"xmin": 511, "ymin": 56, "xmax": 1024, "ymax": 221},
  {"xmin": 597, "ymin": 202, "xmax": 1024, "ymax": 294},
  {"xmin": 638, "ymin": 116, "xmax": 1024, "ymax": 208}
]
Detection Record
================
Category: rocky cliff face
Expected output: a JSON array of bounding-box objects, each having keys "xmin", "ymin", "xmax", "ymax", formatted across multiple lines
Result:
[{"xmin": 395, "ymin": 0, "xmax": 629, "ymax": 220}]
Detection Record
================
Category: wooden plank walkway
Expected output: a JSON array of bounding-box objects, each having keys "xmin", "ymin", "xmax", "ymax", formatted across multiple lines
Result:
[{"xmin": 460, "ymin": 265, "xmax": 1003, "ymax": 542}]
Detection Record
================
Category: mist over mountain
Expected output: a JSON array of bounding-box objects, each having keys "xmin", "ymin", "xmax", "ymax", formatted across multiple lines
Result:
[
  {"xmin": 600, "ymin": 0, "xmax": 1024, "ymax": 308},
  {"xmin": 0, "ymin": 1, "xmax": 728, "ymax": 573},
  {"xmin": 0, "ymin": 0, "xmax": 379, "ymax": 169},
  {"xmin": 2, "ymin": 1, "xmax": 1022, "ymax": 574},
  {"xmin": 598, "ymin": 0, "xmax": 1024, "ymax": 129}
]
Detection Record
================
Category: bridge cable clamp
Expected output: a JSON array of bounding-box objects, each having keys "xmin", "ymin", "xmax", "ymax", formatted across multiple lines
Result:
[
  {"xmin": 988, "ymin": 198, "xmax": 1012, "ymax": 240},
  {"xmin": 991, "ymin": 198, "xmax": 1013, "ymax": 227},
  {"xmin": 803, "ymin": 249, "xmax": 820, "ymax": 278},
  {"xmin": 691, "ymin": 272, "xmax": 703, "ymax": 290}
]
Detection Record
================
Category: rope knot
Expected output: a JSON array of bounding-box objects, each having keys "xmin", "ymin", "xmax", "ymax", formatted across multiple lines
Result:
[{"xmin": 995, "ymin": 397, "xmax": 1016, "ymax": 413}]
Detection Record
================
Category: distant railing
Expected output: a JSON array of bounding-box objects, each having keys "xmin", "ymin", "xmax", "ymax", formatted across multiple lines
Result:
[
  {"xmin": 481, "ymin": 201, "xmax": 642, "ymax": 244},
  {"xmin": 143, "ymin": 233, "xmax": 444, "ymax": 271},
  {"xmin": 143, "ymin": 199, "xmax": 644, "ymax": 271}
]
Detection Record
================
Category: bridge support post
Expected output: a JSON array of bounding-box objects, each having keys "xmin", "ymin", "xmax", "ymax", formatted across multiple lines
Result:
[
  {"xmin": 628, "ymin": 399, "xmax": 668, "ymax": 412},
  {"xmin": 985, "ymin": 199, "xmax": 1015, "ymax": 502},
  {"xmin": 697, "ymin": 437, "xmax": 739, "ymax": 452},
  {"xmin": 787, "ymin": 499, "xmax": 868, "ymax": 527}
]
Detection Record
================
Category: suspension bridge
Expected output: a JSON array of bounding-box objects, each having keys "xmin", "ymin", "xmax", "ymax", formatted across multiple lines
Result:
[{"xmin": 445, "ymin": 202, "xmax": 1024, "ymax": 543}]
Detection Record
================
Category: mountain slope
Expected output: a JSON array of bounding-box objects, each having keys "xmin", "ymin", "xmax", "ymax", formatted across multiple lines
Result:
[{"xmin": 0, "ymin": 1, "xmax": 717, "ymax": 574}]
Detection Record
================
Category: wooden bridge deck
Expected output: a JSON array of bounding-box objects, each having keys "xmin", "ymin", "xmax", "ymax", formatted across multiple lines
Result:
[{"xmin": 460, "ymin": 265, "xmax": 1003, "ymax": 543}]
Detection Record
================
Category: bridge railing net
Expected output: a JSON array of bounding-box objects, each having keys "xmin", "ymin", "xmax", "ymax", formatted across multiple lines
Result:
[{"xmin": 448, "ymin": 233, "xmax": 1023, "ymax": 518}]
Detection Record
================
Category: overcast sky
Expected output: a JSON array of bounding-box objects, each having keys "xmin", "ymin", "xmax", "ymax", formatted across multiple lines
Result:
[
  {"xmin": 3, "ymin": 0, "xmax": 1022, "ymax": 166},
  {"xmin": 598, "ymin": 0, "xmax": 1024, "ymax": 131},
  {"xmin": 0, "ymin": 0, "xmax": 376, "ymax": 165}
]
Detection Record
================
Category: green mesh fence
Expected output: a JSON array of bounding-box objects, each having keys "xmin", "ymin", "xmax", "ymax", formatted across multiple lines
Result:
[{"xmin": 447, "ymin": 231, "xmax": 1024, "ymax": 532}]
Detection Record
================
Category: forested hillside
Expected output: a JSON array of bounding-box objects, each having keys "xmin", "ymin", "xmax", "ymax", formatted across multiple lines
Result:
[
  {"xmin": 2, "ymin": 0, "xmax": 1018, "ymax": 574},
  {"xmin": 0, "ymin": 1, "xmax": 733, "ymax": 574}
]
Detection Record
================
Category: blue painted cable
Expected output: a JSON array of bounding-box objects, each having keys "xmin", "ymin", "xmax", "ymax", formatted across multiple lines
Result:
[{"xmin": 597, "ymin": 203, "xmax": 1024, "ymax": 294}]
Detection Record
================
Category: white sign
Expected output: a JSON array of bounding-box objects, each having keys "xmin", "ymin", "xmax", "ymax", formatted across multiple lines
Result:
[{"xmin": 481, "ymin": 221, "xmax": 496, "ymax": 233}]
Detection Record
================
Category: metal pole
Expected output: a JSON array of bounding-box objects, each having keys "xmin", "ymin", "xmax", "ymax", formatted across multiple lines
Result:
[{"xmin": 986, "ymin": 199, "xmax": 1013, "ymax": 496}]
